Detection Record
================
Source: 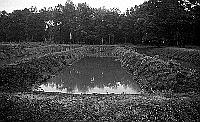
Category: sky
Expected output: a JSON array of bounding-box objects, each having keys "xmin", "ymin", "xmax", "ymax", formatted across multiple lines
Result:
[{"xmin": 0, "ymin": 0, "xmax": 147, "ymax": 13}]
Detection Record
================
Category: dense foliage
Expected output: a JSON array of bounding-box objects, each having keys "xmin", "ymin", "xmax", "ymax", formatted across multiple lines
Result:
[{"xmin": 0, "ymin": 0, "xmax": 200, "ymax": 46}]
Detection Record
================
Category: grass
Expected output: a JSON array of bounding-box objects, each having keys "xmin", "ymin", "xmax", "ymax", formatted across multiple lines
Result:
[
  {"xmin": 114, "ymin": 46, "xmax": 200, "ymax": 94},
  {"xmin": 1, "ymin": 44, "xmax": 200, "ymax": 121},
  {"xmin": 0, "ymin": 92, "xmax": 199, "ymax": 121},
  {"xmin": 0, "ymin": 43, "xmax": 83, "ymax": 67},
  {"xmin": 135, "ymin": 46, "xmax": 200, "ymax": 71}
]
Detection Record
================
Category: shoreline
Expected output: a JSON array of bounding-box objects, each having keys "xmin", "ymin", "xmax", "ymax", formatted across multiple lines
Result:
[{"xmin": 0, "ymin": 45, "xmax": 200, "ymax": 121}]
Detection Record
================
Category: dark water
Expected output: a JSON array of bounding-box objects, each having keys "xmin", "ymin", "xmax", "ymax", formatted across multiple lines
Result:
[{"xmin": 34, "ymin": 57, "xmax": 141, "ymax": 94}]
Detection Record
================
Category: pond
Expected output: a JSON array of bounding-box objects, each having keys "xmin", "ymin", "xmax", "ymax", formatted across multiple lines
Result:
[{"xmin": 34, "ymin": 57, "xmax": 141, "ymax": 94}]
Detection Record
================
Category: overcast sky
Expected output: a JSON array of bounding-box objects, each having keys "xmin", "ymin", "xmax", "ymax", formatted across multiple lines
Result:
[{"xmin": 0, "ymin": 0, "xmax": 146, "ymax": 13}]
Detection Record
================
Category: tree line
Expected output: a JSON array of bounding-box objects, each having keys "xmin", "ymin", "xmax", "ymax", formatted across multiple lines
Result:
[{"xmin": 0, "ymin": 0, "xmax": 200, "ymax": 46}]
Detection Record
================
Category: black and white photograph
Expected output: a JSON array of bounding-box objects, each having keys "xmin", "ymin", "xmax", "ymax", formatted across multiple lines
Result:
[{"xmin": 0, "ymin": 0, "xmax": 200, "ymax": 121}]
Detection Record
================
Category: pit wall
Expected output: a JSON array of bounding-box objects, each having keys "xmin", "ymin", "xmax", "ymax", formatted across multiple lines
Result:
[
  {"xmin": 35, "ymin": 45, "xmax": 118, "ymax": 67},
  {"xmin": 31, "ymin": 45, "xmax": 198, "ymax": 94},
  {"xmin": 8, "ymin": 45, "xmax": 118, "ymax": 80},
  {"xmin": 143, "ymin": 47, "xmax": 200, "ymax": 68},
  {"xmin": 2, "ymin": 45, "xmax": 199, "ymax": 93},
  {"xmin": 5, "ymin": 44, "xmax": 83, "ymax": 65},
  {"xmin": 8, "ymin": 45, "xmax": 118, "ymax": 65},
  {"xmin": 24, "ymin": 44, "xmax": 83, "ymax": 57},
  {"xmin": 1, "ymin": 45, "xmax": 117, "ymax": 92},
  {"xmin": 112, "ymin": 46, "xmax": 199, "ymax": 93}
]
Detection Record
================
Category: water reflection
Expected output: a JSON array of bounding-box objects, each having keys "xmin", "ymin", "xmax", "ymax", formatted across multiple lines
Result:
[{"xmin": 35, "ymin": 57, "xmax": 141, "ymax": 94}]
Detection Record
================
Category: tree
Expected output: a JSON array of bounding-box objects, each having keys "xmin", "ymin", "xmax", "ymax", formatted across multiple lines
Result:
[
  {"xmin": 131, "ymin": 0, "xmax": 193, "ymax": 47},
  {"xmin": 0, "ymin": 10, "xmax": 9, "ymax": 42},
  {"xmin": 1, "ymin": 0, "xmax": 199, "ymax": 46},
  {"xmin": 185, "ymin": 0, "xmax": 200, "ymax": 46}
]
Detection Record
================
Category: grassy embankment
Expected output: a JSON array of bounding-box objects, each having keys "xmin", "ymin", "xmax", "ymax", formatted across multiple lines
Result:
[
  {"xmin": 0, "ymin": 43, "xmax": 83, "ymax": 67},
  {"xmin": 135, "ymin": 46, "xmax": 200, "ymax": 71},
  {"xmin": 113, "ymin": 46, "xmax": 200, "ymax": 93},
  {"xmin": 0, "ymin": 44, "xmax": 200, "ymax": 121},
  {"xmin": 0, "ymin": 44, "xmax": 89, "ymax": 92}
]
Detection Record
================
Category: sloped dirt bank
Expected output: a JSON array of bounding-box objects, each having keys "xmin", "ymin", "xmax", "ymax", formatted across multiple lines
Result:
[
  {"xmin": 0, "ymin": 45, "xmax": 200, "ymax": 121},
  {"xmin": 112, "ymin": 46, "xmax": 200, "ymax": 94},
  {"xmin": 0, "ymin": 45, "xmax": 116, "ymax": 92},
  {"xmin": 135, "ymin": 46, "xmax": 200, "ymax": 71},
  {"xmin": 0, "ymin": 44, "xmax": 83, "ymax": 67},
  {"xmin": 0, "ymin": 46, "xmax": 89, "ymax": 92}
]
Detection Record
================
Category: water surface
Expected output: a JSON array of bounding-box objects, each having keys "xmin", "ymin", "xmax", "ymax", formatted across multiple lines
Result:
[{"xmin": 34, "ymin": 57, "xmax": 141, "ymax": 94}]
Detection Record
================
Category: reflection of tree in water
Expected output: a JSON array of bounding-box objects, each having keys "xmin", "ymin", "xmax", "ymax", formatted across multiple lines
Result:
[{"xmin": 43, "ymin": 57, "xmax": 140, "ymax": 93}]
